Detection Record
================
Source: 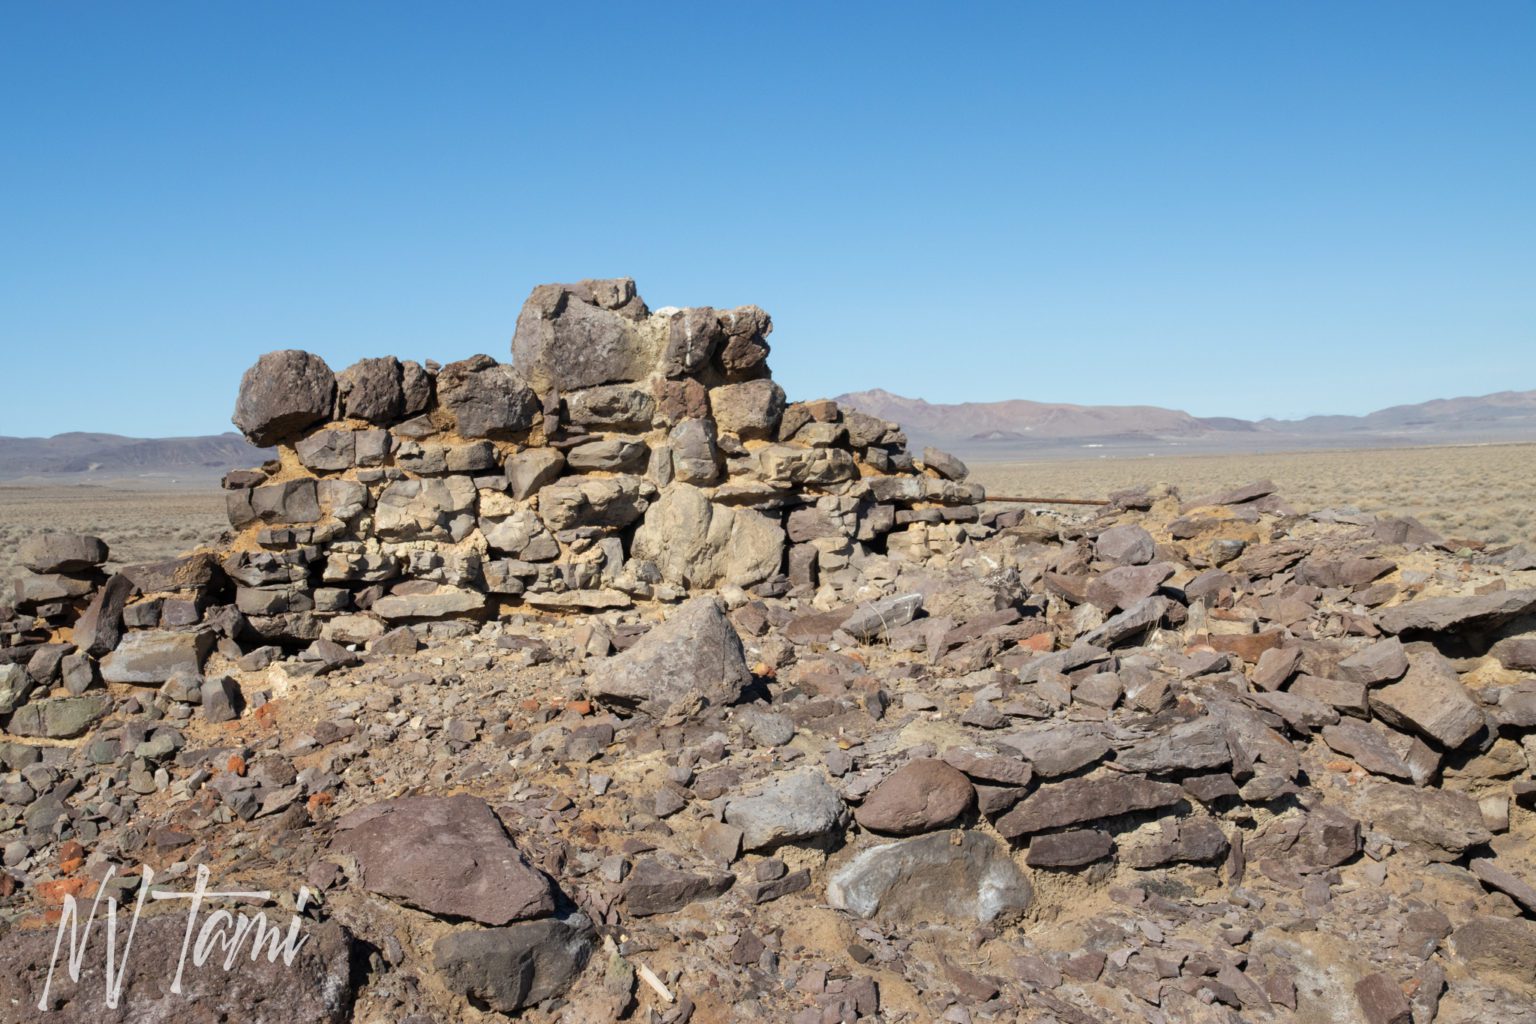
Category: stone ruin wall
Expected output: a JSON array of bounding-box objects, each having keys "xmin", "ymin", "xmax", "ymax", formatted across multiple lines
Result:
[{"xmin": 108, "ymin": 278, "xmax": 985, "ymax": 658}]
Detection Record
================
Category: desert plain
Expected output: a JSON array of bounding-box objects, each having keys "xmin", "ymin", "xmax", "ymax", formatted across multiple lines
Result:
[{"xmin": 5, "ymin": 441, "xmax": 1532, "ymax": 588}]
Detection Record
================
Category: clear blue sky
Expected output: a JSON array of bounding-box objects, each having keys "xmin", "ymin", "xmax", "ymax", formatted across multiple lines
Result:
[{"xmin": 2, "ymin": 2, "xmax": 1532, "ymax": 437}]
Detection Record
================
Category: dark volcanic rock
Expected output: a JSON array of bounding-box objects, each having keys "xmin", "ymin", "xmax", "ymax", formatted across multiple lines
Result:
[
  {"xmin": 1375, "ymin": 589, "xmax": 1536, "ymax": 637},
  {"xmin": 436, "ymin": 355, "xmax": 539, "ymax": 439},
  {"xmin": 18, "ymin": 533, "xmax": 108, "ymax": 573},
  {"xmin": 232, "ymin": 349, "xmax": 336, "ymax": 446},
  {"xmin": 0, "ymin": 912, "xmax": 355, "ymax": 1023},
  {"xmin": 333, "ymin": 794, "xmax": 556, "ymax": 924},
  {"xmin": 623, "ymin": 858, "xmax": 734, "ymax": 916},
  {"xmin": 1026, "ymin": 828, "xmax": 1114, "ymax": 868},
  {"xmin": 511, "ymin": 278, "xmax": 652, "ymax": 395},
  {"xmin": 995, "ymin": 775, "xmax": 1185, "ymax": 839},
  {"xmin": 588, "ymin": 596, "xmax": 752, "ymax": 718},
  {"xmin": 433, "ymin": 911, "xmax": 593, "ymax": 1013}
]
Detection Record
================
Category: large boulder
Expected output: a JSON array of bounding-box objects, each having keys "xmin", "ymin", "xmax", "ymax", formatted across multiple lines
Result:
[
  {"xmin": 435, "ymin": 355, "xmax": 538, "ymax": 439},
  {"xmin": 18, "ymin": 533, "xmax": 108, "ymax": 574},
  {"xmin": 232, "ymin": 349, "xmax": 336, "ymax": 446},
  {"xmin": 336, "ymin": 355, "xmax": 406, "ymax": 423},
  {"xmin": 332, "ymin": 794, "xmax": 556, "ymax": 924},
  {"xmin": 511, "ymin": 278, "xmax": 654, "ymax": 395},
  {"xmin": 588, "ymin": 596, "xmax": 752, "ymax": 718},
  {"xmin": 631, "ymin": 483, "xmax": 785, "ymax": 588}
]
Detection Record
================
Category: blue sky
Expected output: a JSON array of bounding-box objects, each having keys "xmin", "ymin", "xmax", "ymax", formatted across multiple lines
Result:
[{"xmin": 2, "ymin": 1, "xmax": 1532, "ymax": 437}]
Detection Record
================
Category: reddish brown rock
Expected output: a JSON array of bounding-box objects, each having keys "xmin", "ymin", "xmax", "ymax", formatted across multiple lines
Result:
[{"xmin": 854, "ymin": 759, "xmax": 974, "ymax": 835}]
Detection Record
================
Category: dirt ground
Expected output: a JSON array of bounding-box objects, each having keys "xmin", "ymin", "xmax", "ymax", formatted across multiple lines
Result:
[
  {"xmin": 0, "ymin": 483, "xmax": 228, "ymax": 583},
  {"xmin": 971, "ymin": 442, "xmax": 1536, "ymax": 550}
]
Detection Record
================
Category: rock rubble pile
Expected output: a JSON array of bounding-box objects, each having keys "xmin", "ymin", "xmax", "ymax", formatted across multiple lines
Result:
[{"xmin": 2, "ymin": 280, "xmax": 1536, "ymax": 1023}]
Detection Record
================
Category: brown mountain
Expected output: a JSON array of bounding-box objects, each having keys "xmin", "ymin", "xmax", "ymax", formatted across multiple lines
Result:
[
  {"xmin": 0, "ymin": 432, "xmax": 271, "ymax": 480},
  {"xmin": 835, "ymin": 387, "xmax": 1536, "ymax": 457}
]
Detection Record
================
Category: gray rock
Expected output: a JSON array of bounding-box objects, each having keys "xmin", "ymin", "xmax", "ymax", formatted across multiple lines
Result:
[
  {"xmin": 631, "ymin": 484, "xmax": 784, "ymax": 589},
  {"xmin": 18, "ymin": 533, "xmax": 108, "ymax": 573},
  {"xmin": 1026, "ymin": 829, "xmax": 1114, "ymax": 868},
  {"xmin": 375, "ymin": 477, "xmax": 478, "ymax": 540},
  {"xmin": 589, "ymin": 596, "xmax": 752, "ymax": 718},
  {"xmin": 1114, "ymin": 717, "xmax": 1232, "ymax": 773},
  {"xmin": 372, "ymin": 586, "xmax": 487, "ymax": 620},
  {"xmin": 711, "ymin": 379, "xmax": 786, "ymax": 439},
  {"xmin": 296, "ymin": 428, "xmax": 357, "ymax": 471},
  {"xmin": 1124, "ymin": 818, "xmax": 1230, "ymax": 867},
  {"xmin": 827, "ymin": 831, "xmax": 1031, "ymax": 926},
  {"xmin": 840, "ymin": 594, "xmax": 923, "ymax": 641},
  {"xmin": 481, "ymin": 510, "xmax": 559, "ymax": 561},
  {"xmin": 1094, "ymin": 524, "xmax": 1156, "ymax": 566},
  {"xmin": 564, "ymin": 384, "xmax": 655, "ymax": 429},
  {"xmin": 232, "ymin": 349, "xmax": 336, "ymax": 447},
  {"xmin": 1320, "ymin": 719, "xmax": 1414, "ymax": 780},
  {"xmin": 565, "ymin": 438, "xmax": 649, "ymax": 472},
  {"xmin": 0, "ymin": 912, "xmax": 354, "ymax": 1023},
  {"xmin": 669, "ymin": 418, "xmax": 721, "ymax": 485},
  {"xmin": 5, "ymin": 693, "xmax": 112, "ymax": 738},
  {"xmin": 921, "ymin": 446, "xmax": 968, "ymax": 482},
  {"xmin": 725, "ymin": 769, "xmax": 850, "ymax": 851},
  {"xmin": 1358, "ymin": 780, "xmax": 1491, "ymax": 860},
  {"xmin": 1086, "ymin": 563, "xmax": 1175, "ymax": 612},
  {"xmin": 1336, "ymin": 637, "xmax": 1409, "ymax": 685},
  {"xmin": 0, "ymin": 663, "xmax": 33, "ymax": 715},
  {"xmin": 202, "ymin": 675, "xmax": 242, "ymax": 723},
  {"xmin": 1369, "ymin": 650, "xmax": 1484, "ymax": 749},
  {"xmin": 623, "ymin": 858, "xmax": 734, "ymax": 916},
  {"xmin": 1491, "ymin": 636, "xmax": 1536, "ymax": 672},
  {"xmin": 433, "ymin": 911, "xmax": 593, "ymax": 1014},
  {"xmin": 511, "ymin": 278, "xmax": 653, "ymax": 395},
  {"xmin": 100, "ymin": 630, "xmax": 213, "ymax": 685},
  {"xmin": 436, "ymin": 354, "xmax": 539, "ymax": 439},
  {"xmin": 995, "ymin": 775, "xmax": 1185, "ymax": 839},
  {"xmin": 337, "ymin": 355, "xmax": 405, "ymax": 422},
  {"xmin": 1446, "ymin": 916, "xmax": 1536, "ymax": 987},
  {"xmin": 1000, "ymin": 723, "xmax": 1111, "ymax": 777},
  {"xmin": 333, "ymin": 794, "xmax": 556, "ymax": 924},
  {"xmin": 1080, "ymin": 595, "xmax": 1170, "ymax": 647},
  {"xmin": 72, "ymin": 574, "xmax": 134, "ymax": 657},
  {"xmin": 1375, "ymin": 589, "xmax": 1536, "ymax": 637},
  {"xmin": 505, "ymin": 448, "xmax": 567, "ymax": 500},
  {"xmin": 537, "ymin": 475, "xmax": 651, "ymax": 532}
]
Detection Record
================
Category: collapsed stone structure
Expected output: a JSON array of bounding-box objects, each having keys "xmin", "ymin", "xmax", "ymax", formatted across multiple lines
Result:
[
  {"xmin": 4, "ymin": 280, "xmax": 1536, "ymax": 1023},
  {"xmin": 215, "ymin": 277, "xmax": 981, "ymax": 646}
]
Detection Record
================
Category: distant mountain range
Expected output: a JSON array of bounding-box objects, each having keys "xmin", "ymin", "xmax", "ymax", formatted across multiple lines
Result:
[
  {"xmin": 834, "ymin": 388, "xmax": 1536, "ymax": 458},
  {"xmin": 0, "ymin": 432, "xmax": 271, "ymax": 482},
  {"xmin": 2, "ymin": 387, "xmax": 1533, "ymax": 481}
]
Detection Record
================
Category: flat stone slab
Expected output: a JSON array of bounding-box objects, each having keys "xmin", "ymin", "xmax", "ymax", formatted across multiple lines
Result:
[
  {"xmin": 333, "ymin": 794, "xmax": 555, "ymax": 925},
  {"xmin": 827, "ymin": 831, "xmax": 1031, "ymax": 926}
]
